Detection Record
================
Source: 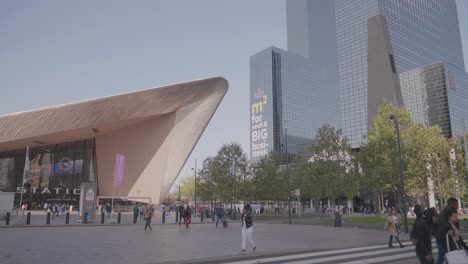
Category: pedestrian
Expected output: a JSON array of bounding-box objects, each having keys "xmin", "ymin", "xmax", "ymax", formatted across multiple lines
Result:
[
  {"xmin": 216, "ymin": 204, "xmax": 225, "ymax": 228},
  {"xmin": 443, "ymin": 210, "xmax": 468, "ymax": 253},
  {"xmin": 61, "ymin": 204, "xmax": 66, "ymax": 218},
  {"xmin": 44, "ymin": 202, "xmax": 48, "ymax": 212},
  {"xmin": 435, "ymin": 197, "xmax": 459, "ymax": 264},
  {"xmin": 144, "ymin": 204, "xmax": 155, "ymax": 231},
  {"xmin": 133, "ymin": 204, "xmax": 139, "ymax": 224},
  {"xmin": 412, "ymin": 205, "xmax": 437, "ymax": 264},
  {"xmin": 184, "ymin": 205, "xmax": 192, "ymax": 229},
  {"xmin": 384, "ymin": 208, "xmax": 404, "ymax": 248},
  {"xmin": 105, "ymin": 203, "xmax": 112, "ymax": 219},
  {"xmin": 178, "ymin": 204, "xmax": 185, "ymax": 226},
  {"xmin": 240, "ymin": 204, "xmax": 256, "ymax": 255},
  {"xmin": 139, "ymin": 205, "xmax": 144, "ymax": 221}
]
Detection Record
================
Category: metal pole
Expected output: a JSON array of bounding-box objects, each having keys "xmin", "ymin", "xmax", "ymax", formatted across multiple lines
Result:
[
  {"xmin": 194, "ymin": 159, "xmax": 197, "ymax": 219},
  {"xmin": 463, "ymin": 119, "xmax": 468, "ymax": 179},
  {"xmin": 231, "ymin": 158, "xmax": 234, "ymax": 220},
  {"xmin": 286, "ymin": 128, "xmax": 291, "ymax": 225},
  {"xmin": 18, "ymin": 146, "xmax": 29, "ymax": 219},
  {"xmin": 393, "ymin": 115, "xmax": 408, "ymax": 234}
]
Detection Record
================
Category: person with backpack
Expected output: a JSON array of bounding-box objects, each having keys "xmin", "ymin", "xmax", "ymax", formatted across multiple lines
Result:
[
  {"xmin": 240, "ymin": 204, "xmax": 256, "ymax": 255},
  {"xmin": 184, "ymin": 205, "xmax": 192, "ymax": 229},
  {"xmin": 412, "ymin": 205, "xmax": 438, "ymax": 264}
]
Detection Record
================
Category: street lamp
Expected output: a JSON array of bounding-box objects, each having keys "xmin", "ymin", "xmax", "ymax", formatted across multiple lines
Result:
[
  {"xmin": 191, "ymin": 159, "xmax": 197, "ymax": 218},
  {"xmin": 230, "ymin": 158, "xmax": 235, "ymax": 220},
  {"xmin": 281, "ymin": 128, "xmax": 292, "ymax": 225},
  {"xmin": 389, "ymin": 114, "xmax": 409, "ymax": 234}
]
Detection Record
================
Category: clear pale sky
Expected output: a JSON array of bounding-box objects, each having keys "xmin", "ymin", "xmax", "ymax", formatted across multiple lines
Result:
[{"xmin": 1, "ymin": 0, "xmax": 468, "ymax": 186}]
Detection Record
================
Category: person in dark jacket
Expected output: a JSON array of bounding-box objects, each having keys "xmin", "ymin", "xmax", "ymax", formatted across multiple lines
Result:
[
  {"xmin": 240, "ymin": 204, "xmax": 256, "ymax": 255},
  {"xmin": 435, "ymin": 197, "xmax": 459, "ymax": 264},
  {"xmin": 178, "ymin": 204, "xmax": 185, "ymax": 227},
  {"xmin": 413, "ymin": 205, "xmax": 438, "ymax": 264},
  {"xmin": 443, "ymin": 210, "xmax": 468, "ymax": 252},
  {"xmin": 184, "ymin": 205, "xmax": 192, "ymax": 229}
]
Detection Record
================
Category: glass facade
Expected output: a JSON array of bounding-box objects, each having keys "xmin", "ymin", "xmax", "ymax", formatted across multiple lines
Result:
[
  {"xmin": 334, "ymin": 0, "xmax": 467, "ymax": 147},
  {"xmin": 250, "ymin": 47, "xmax": 340, "ymax": 163},
  {"xmin": 0, "ymin": 139, "xmax": 97, "ymax": 208}
]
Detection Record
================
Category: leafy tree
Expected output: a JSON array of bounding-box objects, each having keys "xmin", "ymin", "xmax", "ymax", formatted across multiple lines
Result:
[
  {"xmin": 253, "ymin": 151, "xmax": 287, "ymax": 201},
  {"xmin": 303, "ymin": 124, "xmax": 358, "ymax": 210},
  {"xmin": 210, "ymin": 143, "xmax": 249, "ymax": 204}
]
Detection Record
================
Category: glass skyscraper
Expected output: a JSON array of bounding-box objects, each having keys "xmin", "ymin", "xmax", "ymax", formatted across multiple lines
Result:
[
  {"xmin": 250, "ymin": 0, "xmax": 468, "ymax": 161},
  {"xmin": 334, "ymin": 0, "xmax": 468, "ymax": 147},
  {"xmin": 250, "ymin": 47, "xmax": 340, "ymax": 163}
]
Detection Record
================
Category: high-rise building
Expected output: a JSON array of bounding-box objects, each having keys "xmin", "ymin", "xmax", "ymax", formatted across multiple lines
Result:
[
  {"xmin": 250, "ymin": 47, "xmax": 340, "ymax": 163},
  {"xmin": 250, "ymin": 0, "xmax": 468, "ymax": 161},
  {"xmin": 333, "ymin": 0, "xmax": 468, "ymax": 147}
]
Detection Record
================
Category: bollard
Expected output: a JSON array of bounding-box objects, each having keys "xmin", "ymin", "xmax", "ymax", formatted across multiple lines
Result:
[
  {"xmin": 46, "ymin": 212, "xmax": 51, "ymax": 224},
  {"xmin": 5, "ymin": 212, "xmax": 10, "ymax": 225},
  {"xmin": 26, "ymin": 212, "xmax": 31, "ymax": 225},
  {"xmin": 162, "ymin": 211, "xmax": 166, "ymax": 223},
  {"xmin": 65, "ymin": 212, "xmax": 70, "ymax": 224},
  {"xmin": 84, "ymin": 212, "xmax": 88, "ymax": 224},
  {"xmin": 117, "ymin": 212, "xmax": 121, "ymax": 224},
  {"xmin": 176, "ymin": 211, "xmax": 178, "ymax": 223},
  {"xmin": 101, "ymin": 212, "xmax": 105, "ymax": 224}
]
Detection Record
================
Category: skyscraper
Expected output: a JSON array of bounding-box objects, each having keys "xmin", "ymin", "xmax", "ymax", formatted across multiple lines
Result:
[
  {"xmin": 250, "ymin": 0, "xmax": 468, "ymax": 161},
  {"xmin": 250, "ymin": 47, "xmax": 340, "ymax": 163},
  {"xmin": 332, "ymin": 0, "xmax": 468, "ymax": 147}
]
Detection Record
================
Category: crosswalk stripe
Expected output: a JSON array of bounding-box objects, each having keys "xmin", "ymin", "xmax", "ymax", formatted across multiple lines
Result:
[
  {"xmin": 226, "ymin": 243, "xmax": 436, "ymax": 264},
  {"xmin": 225, "ymin": 242, "xmax": 414, "ymax": 264},
  {"xmin": 278, "ymin": 248, "xmax": 417, "ymax": 264},
  {"xmin": 338, "ymin": 249, "xmax": 438, "ymax": 264}
]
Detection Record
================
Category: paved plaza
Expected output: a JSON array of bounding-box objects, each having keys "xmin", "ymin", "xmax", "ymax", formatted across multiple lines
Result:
[{"xmin": 0, "ymin": 222, "xmax": 425, "ymax": 264}]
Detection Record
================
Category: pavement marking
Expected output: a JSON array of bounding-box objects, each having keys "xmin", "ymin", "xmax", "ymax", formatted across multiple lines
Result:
[
  {"xmin": 224, "ymin": 242, "xmax": 414, "ymax": 264},
  {"xmin": 225, "ymin": 243, "xmax": 438, "ymax": 264},
  {"xmin": 338, "ymin": 249, "xmax": 438, "ymax": 264}
]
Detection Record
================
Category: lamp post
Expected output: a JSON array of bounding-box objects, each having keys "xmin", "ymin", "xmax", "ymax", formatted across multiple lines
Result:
[
  {"xmin": 390, "ymin": 114, "xmax": 408, "ymax": 234},
  {"xmin": 230, "ymin": 158, "xmax": 235, "ymax": 220},
  {"xmin": 281, "ymin": 128, "xmax": 292, "ymax": 225},
  {"xmin": 191, "ymin": 159, "xmax": 197, "ymax": 218}
]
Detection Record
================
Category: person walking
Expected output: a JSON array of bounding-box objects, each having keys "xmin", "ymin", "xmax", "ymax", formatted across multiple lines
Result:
[
  {"xmin": 215, "ymin": 204, "xmax": 225, "ymax": 228},
  {"xmin": 384, "ymin": 208, "xmax": 404, "ymax": 248},
  {"xmin": 178, "ymin": 204, "xmax": 185, "ymax": 227},
  {"xmin": 139, "ymin": 205, "xmax": 144, "ymax": 221},
  {"xmin": 144, "ymin": 204, "xmax": 155, "ymax": 231},
  {"xmin": 240, "ymin": 204, "xmax": 256, "ymax": 255},
  {"xmin": 435, "ymin": 197, "xmax": 459, "ymax": 264},
  {"xmin": 412, "ymin": 205, "xmax": 438, "ymax": 264},
  {"xmin": 132, "ymin": 204, "xmax": 139, "ymax": 224},
  {"xmin": 443, "ymin": 210, "xmax": 468, "ymax": 252},
  {"xmin": 105, "ymin": 203, "xmax": 112, "ymax": 219},
  {"xmin": 184, "ymin": 205, "xmax": 192, "ymax": 229}
]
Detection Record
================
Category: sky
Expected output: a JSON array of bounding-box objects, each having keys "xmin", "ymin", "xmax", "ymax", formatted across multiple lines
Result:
[{"xmin": 1, "ymin": 0, "xmax": 468, "ymax": 188}]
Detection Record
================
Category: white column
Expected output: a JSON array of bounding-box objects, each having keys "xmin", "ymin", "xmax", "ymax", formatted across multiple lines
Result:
[{"xmin": 427, "ymin": 177, "xmax": 436, "ymax": 208}]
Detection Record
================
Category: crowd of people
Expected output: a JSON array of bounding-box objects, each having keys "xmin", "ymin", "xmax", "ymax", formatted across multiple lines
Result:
[{"xmin": 407, "ymin": 197, "xmax": 467, "ymax": 264}]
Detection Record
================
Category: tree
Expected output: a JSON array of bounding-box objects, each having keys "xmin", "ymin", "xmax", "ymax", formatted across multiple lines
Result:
[
  {"xmin": 360, "ymin": 102, "xmax": 412, "ymax": 211},
  {"xmin": 253, "ymin": 151, "xmax": 287, "ymax": 201},
  {"xmin": 302, "ymin": 124, "xmax": 358, "ymax": 211},
  {"xmin": 177, "ymin": 176, "xmax": 195, "ymax": 202},
  {"xmin": 210, "ymin": 143, "xmax": 249, "ymax": 204}
]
